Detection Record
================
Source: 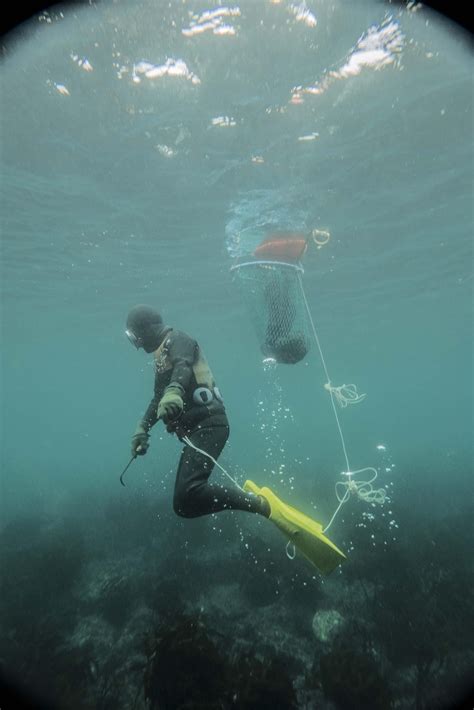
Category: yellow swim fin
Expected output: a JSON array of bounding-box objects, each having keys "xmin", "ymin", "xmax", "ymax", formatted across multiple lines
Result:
[{"xmin": 244, "ymin": 480, "xmax": 346, "ymax": 575}]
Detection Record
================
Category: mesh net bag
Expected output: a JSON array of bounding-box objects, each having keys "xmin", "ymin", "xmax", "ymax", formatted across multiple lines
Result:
[{"xmin": 232, "ymin": 259, "xmax": 311, "ymax": 364}]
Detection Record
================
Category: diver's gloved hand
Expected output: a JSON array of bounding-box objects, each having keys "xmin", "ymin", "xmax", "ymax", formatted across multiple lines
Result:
[
  {"xmin": 131, "ymin": 423, "xmax": 149, "ymax": 457},
  {"xmin": 157, "ymin": 383, "xmax": 184, "ymax": 424}
]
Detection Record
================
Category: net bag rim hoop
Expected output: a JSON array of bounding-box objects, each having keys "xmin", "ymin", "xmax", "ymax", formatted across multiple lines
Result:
[{"xmin": 230, "ymin": 260, "xmax": 305, "ymax": 273}]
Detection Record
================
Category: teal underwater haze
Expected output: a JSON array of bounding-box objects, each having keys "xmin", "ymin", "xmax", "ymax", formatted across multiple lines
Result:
[{"xmin": 0, "ymin": 1, "xmax": 472, "ymax": 709}]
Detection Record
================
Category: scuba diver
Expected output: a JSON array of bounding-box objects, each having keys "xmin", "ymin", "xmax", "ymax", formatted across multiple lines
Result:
[
  {"xmin": 124, "ymin": 304, "xmax": 346, "ymax": 575},
  {"xmin": 125, "ymin": 305, "xmax": 270, "ymax": 519}
]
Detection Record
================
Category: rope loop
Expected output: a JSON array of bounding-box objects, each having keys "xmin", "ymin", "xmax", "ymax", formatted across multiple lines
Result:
[
  {"xmin": 324, "ymin": 468, "xmax": 386, "ymax": 533},
  {"xmin": 324, "ymin": 382, "xmax": 367, "ymax": 408}
]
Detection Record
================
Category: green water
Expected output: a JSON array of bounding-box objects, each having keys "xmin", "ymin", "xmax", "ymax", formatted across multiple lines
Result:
[{"xmin": 1, "ymin": 0, "xmax": 472, "ymax": 534}]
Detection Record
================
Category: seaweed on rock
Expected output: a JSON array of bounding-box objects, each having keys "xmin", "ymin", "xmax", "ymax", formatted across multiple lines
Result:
[
  {"xmin": 319, "ymin": 643, "xmax": 392, "ymax": 710},
  {"xmin": 142, "ymin": 611, "xmax": 297, "ymax": 710},
  {"xmin": 143, "ymin": 613, "xmax": 228, "ymax": 709}
]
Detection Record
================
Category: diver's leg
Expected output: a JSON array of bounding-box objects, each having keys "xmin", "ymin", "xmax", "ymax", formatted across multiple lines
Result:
[{"xmin": 173, "ymin": 426, "xmax": 268, "ymax": 518}]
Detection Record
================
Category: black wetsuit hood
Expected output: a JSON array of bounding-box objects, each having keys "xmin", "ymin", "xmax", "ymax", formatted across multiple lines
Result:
[{"xmin": 126, "ymin": 305, "xmax": 170, "ymax": 353}]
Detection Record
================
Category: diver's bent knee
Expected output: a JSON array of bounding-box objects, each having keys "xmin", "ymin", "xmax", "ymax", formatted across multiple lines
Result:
[{"xmin": 173, "ymin": 496, "xmax": 196, "ymax": 518}]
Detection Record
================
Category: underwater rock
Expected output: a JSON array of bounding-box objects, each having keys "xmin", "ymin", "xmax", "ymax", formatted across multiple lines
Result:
[
  {"xmin": 239, "ymin": 561, "xmax": 282, "ymax": 608},
  {"xmin": 231, "ymin": 653, "xmax": 298, "ymax": 709},
  {"xmin": 143, "ymin": 611, "xmax": 299, "ymax": 710},
  {"xmin": 69, "ymin": 614, "xmax": 115, "ymax": 657},
  {"xmin": 312, "ymin": 609, "xmax": 344, "ymax": 643},
  {"xmin": 145, "ymin": 577, "xmax": 187, "ymax": 616},
  {"xmin": 143, "ymin": 613, "xmax": 228, "ymax": 709},
  {"xmin": 320, "ymin": 645, "xmax": 391, "ymax": 710},
  {"xmin": 80, "ymin": 559, "xmax": 140, "ymax": 627},
  {"xmin": 197, "ymin": 581, "xmax": 246, "ymax": 620},
  {"xmin": 0, "ymin": 522, "xmax": 86, "ymax": 616}
]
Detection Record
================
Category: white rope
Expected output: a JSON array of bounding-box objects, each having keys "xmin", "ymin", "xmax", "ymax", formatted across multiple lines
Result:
[
  {"xmin": 324, "ymin": 468, "xmax": 386, "ymax": 532},
  {"xmin": 297, "ymin": 273, "xmax": 385, "ymax": 532},
  {"xmin": 297, "ymin": 272, "xmax": 351, "ymax": 474},
  {"xmin": 181, "ymin": 435, "xmax": 245, "ymax": 492},
  {"xmin": 324, "ymin": 382, "xmax": 367, "ymax": 408}
]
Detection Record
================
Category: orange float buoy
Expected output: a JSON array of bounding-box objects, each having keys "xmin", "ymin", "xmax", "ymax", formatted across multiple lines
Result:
[{"xmin": 253, "ymin": 233, "xmax": 308, "ymax": 262}]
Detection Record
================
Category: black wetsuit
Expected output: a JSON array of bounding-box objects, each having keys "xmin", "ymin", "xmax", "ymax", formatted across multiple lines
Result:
[{"xmin": 141, "ymin": 329, "xmax": 261, "ymax": 518}]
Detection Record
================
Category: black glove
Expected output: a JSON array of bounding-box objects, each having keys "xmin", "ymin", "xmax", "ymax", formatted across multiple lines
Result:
[
  {"xmin": 131, "ymin": 423, "xmax": 149, "ymax": 456},
  {"xmin": 157, "ymin": 383, "xmax": 184, "ymax": 425}
]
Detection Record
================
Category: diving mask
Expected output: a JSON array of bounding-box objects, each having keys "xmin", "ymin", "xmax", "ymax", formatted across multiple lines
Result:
[{"xmin": 125, "ymin": 329, "xmax": 142, "ymax": 349}]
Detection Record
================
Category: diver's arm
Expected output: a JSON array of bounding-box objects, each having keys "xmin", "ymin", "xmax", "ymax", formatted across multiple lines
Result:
[
  {"xmin": 155, "ymin": 332, "xmax": 197, "ymax": 425},
  {"xmin": 141, "ymin": 395, "xmax": 160, "ymax": 431},
  {"xmin": 131, "ymin": 394, "xmax": 159, "ymax": 456},
  {"xmin": 166, "ymin": 331, "xmax": 197, "ymax": 395},
  {"xmin": 131, "ymin": 380, "xmax": 164, "ymax": 456}
]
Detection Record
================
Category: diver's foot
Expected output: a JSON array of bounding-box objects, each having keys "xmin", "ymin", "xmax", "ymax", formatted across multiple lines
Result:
[
  {"xmin": 257, "ymin": 494, "xmax": 271, "ymax": 518},
  {"xmin": 243, "ymin": 480, "xmax": 271, "ymax": 517}
]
